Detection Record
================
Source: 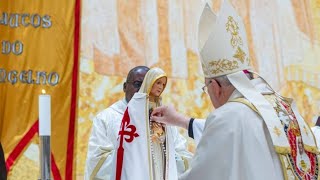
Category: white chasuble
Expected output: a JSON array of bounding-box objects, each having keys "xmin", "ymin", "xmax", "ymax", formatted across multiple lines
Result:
[
  {"xmin": 180, "ymin": 93, "xmax": 284, "ymax": 180},
  {"xmin": 180, "ymin": 79, "xmax": 319, "ymax": 180},
  {"xmin": 112, "ymin": 93, "xmax": 180, "ymax": 180},
  {"xmin": 85, "ymin": 98, "xmax": 191, "ymax": 180},
  {"xmin": 85, "ymin": 99, "xmax": 127, "ymax": 180}
]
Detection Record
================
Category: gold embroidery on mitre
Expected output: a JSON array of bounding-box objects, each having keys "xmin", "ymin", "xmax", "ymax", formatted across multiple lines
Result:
[
  {"xmin": 208, "ymin": 59, "xmax": 239, "ymax": 75},
  {"xmin": 201, "ymin": 62, "xmax": 210, "ymax": 76},
  {"xmin": 274, "ymin": 126, "xmax": 282, "ymax": 137},
  {"xmin": 226, "ymin": 16, "xmax": 243, "ymax": 48},
  {"xmin": 233, "ymin": 47, "xmax": 246, "ymax": 63},
  {"xmin": 203, "ymin": 15, "xmax": 250, "ymax": 76}
]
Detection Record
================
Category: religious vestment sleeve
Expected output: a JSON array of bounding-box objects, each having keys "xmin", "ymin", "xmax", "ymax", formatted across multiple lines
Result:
[
  {"xmin": 85, "ymin": 111, "xmax": 116, "ymax": 180},
  {"xmin": 179, "ymin": 102, "xmax": 283, "ymax": 180},
  {"xmin": 192, "ymin": 119, "xmax": 205, "ymax": 146},
  {"xmin": 170, "ymin": 126, "xmax": 193, "ymax": 174}
]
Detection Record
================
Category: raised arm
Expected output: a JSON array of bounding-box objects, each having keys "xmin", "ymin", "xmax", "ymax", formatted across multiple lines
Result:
[
  {"xmin": 151, "ymin": 105, "xmax": 191, "ymax": 129},
  {"xmin": 151, "ymin": 105, "xmax": 205, "ymax": 144}
]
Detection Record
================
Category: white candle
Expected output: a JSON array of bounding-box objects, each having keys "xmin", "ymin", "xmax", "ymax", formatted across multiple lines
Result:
[{"xmin": 39, "ymin": 92, "xmax": 51, "ymax": 136}]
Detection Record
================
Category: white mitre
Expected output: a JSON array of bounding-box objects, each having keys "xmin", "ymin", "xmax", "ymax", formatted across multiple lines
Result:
[
  {"xmin": 198, "ymin": 1, "xmax": 292, "ymax": 153},
  {"xmin": 199, "ymin": 2, "xmax": 251, "ymax": 78}
]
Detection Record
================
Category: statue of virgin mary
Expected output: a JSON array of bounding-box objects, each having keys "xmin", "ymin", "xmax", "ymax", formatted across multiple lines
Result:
[
  {"xmin": 112, "ymin": 67, "xmax": 192, "ymax": 180},
  {"xmin": 138, "ymin": 67, "xmax": 170, "ymax": 180}
]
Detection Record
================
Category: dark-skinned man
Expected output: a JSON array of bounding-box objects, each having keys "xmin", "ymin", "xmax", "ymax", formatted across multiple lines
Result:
[
  {"xmin": 84, "ymin": 66, "xmax": 192, "ymax": 180},
  {"xmin": 85, "ymin": 66, "xmax": 149, "ymax": 179}
]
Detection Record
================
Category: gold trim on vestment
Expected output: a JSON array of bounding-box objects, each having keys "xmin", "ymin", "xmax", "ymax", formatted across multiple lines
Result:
[
  {"xmin": 279, "ymin": 154, "xmax": 302, "ymax": 180},
  {"xmin": 165, "ymin": 126, "xmax": 169, "ymax": 180},
  {"xmin": 278, "ymin": 154, "xmax": 288, "ymax": 180},
  {"xmin": 274, "ymin": 146, "xmax": 291, "ymax": 154},
  {"xmin": 90, "ymin": 149, "xmax": 112, "ymax": 180},
  {"xmin": 229, "ymin": 98, "xmax": 258, "ymax": 114},
  {"xmin": 304, "ymin": 144, "xmax": 319, "ymax": 154},
  {"xmin": 229, "ymin": 98, "xmax": 291, "ymax": 154},
  {"xmin": 181, "ymin": 156, "xmax": 189, "ymax": 171},
  {"xmin": 146, "ymin": 96, "xmax": 154, "ymax": 180}
]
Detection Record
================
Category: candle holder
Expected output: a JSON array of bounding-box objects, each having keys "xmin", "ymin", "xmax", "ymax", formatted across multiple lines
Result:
[
  {"xmin": 38, "ymin": 91, "xmax": 51, "ymax": 180},
  {"xmin": 39, "ymin": 135, "xmax": 51, "ymax": 180}
]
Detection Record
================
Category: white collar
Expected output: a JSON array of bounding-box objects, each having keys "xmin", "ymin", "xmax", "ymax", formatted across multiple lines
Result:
[{"xmin": 110, "ymin": 98, "xmax": 128, "ymax": 114}]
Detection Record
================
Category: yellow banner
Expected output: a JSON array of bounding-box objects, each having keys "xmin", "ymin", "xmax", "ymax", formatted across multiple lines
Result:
[{"xmin": 0, "ymin": 0, "xmax": 80, "ymax": 179}]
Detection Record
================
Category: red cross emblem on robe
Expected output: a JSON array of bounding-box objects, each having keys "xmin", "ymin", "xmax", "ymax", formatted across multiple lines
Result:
[{"xmin": 116, "ymin": 108, "xmax": 139, "ymax": 180}]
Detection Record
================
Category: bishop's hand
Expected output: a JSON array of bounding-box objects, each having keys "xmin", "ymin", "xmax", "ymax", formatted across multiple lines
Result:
[{"xmin": 150, "ymin": 105, "xmax": 191, "ymax": 129}]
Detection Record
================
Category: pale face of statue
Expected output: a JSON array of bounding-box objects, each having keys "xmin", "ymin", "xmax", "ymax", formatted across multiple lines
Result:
[{"xmin": 150, "ymin": 77, "xmax": 167, "ymax": 97}]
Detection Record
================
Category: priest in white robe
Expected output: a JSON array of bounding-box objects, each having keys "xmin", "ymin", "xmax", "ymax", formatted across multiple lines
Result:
[
  {"xmin": 153, "ymin": 78, "xmax": 286, "ymax": 179},
  {"xmin": 151, "ymin": 1, "xmax": 319, "ymax": 179},
  {"xmin": 111, "ymin": 67, "xmax": 193, "ymax": 180},
  {"xmin": 85, "ymin": 66, "xmax": 192, "ymax": 180}
]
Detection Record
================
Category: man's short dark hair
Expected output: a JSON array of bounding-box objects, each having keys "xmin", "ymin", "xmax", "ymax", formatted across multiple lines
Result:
[{"xmin": 126, "ymin": 66, "xmax": 149, "ymax": 82}]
